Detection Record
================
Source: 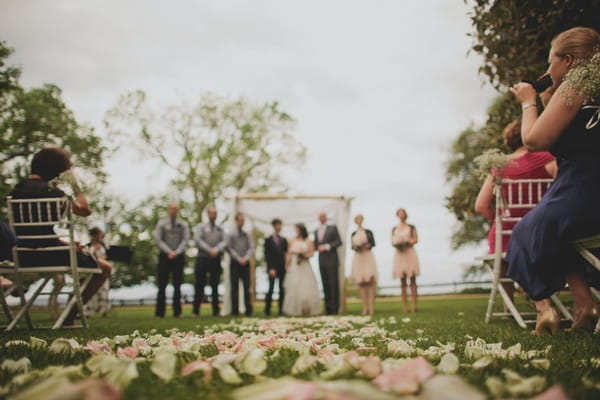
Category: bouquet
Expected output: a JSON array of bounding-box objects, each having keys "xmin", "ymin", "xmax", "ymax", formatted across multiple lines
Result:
[
  {"xmin": 473, "ymin": 149, "xmax": 515, "ymax": 183},
  {"xmin": 351, "ymin": 232, "xmax": 369, "ymax": 251},
  {"xmin": 48, "ymin": 170, "xmax": 84, "ymax": 197},
  {"xmin": 393, "ymin": 241, "xmax": 412, "ymax": 252}
]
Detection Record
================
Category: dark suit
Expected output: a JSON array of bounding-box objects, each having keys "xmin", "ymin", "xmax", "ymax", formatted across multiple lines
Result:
[
  {"xmin": 264, "ymin": 234, "xmax": 288, "ymax": 315},
  {"xmin": 314, "ymin": 225, "xmax": 342, "ymax": 315}
]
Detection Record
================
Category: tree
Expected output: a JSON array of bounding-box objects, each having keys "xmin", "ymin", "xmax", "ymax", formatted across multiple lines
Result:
[
  {"xmin": 468, "ymin": 0, "xmax": 600, "ymax": 90},
  {"xmin": 445, "ymin": 1, "xmax": 600, "ymax": 250},
  {"xmin": 0, "ymin": 40, "xmax": 106, "ymax": 219},
  {"xmin": 445, "ymin": 94, "xmax": 519, "ymax": 249},
  {"xmin": 104, "ymin": 90, "xmax": 307, "ymax": 226}
]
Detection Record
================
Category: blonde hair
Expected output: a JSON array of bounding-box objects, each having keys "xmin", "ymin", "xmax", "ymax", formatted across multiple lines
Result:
[{"xmin": 551, "ymin": 27, "xmax": 600, "ymax": 62}]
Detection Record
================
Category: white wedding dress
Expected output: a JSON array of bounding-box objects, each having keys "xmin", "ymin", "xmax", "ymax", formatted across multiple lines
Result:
[{"xmin": 282, "ymin": 239, "xmax": 321, "ymax": 316}]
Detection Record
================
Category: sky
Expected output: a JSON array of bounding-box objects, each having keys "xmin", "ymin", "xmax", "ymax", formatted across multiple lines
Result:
[{"xmin": 1, "ymin": 0, "xmax": 498, "ymax": 292}]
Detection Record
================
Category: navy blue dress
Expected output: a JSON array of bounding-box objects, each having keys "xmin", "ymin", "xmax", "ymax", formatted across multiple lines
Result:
[{"xmin": 507, "ymin": 102, "xmax": 600, "ymax": 300}]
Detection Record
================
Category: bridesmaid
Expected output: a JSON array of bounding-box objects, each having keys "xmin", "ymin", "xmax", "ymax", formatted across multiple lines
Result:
[
  {"xmin": 392, "ymin": 208, "xmax": 420, "ymax": 313},
  {"xmin": 350, "ymin": 214, "xmax": 378, "ymax": 315}
]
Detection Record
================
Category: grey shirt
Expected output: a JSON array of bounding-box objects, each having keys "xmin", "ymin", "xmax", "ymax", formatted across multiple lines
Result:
[
  {"xmin": 193, "ymin": 222, "xmax": 227, "ymax": 258},
  {"xmin": 227, "ymin": 228, "xmax": 254, "ymax": 261},
  {"xmin": 154, "ymin": 218, "xmax": 190, "ymax": 255}
]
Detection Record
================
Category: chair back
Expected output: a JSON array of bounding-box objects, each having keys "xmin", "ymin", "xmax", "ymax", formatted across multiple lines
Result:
[
  {"xmin": 6, "ymin": 196, "xmax": 76, "ymax": 269},
  {"xmin": 493, "ymin": 178, "xmax": 553, "ymax": 256}
]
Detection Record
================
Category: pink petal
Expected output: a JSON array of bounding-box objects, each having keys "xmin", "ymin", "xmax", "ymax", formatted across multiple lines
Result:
[
  {"xmin": 358, "ymin": 356, "xmax": 382, "ymax": 378},
  {"xmin": 258, "ymin": 335, "xmax": 279, "ymax": 348},
  {"xmin": 529, "ymin": 385, "xmax": 570, "ymax": 400},
  {"xmin": 83, "ymin": 341, "xmax": 112, "ymax": 355},
  {"xmin": 372, "ymin": 356, "xmax": 434, "ymax": 395},
  {"xmin": 231, "ymin": 337, "xmax": 246, "ymax": 352},
  {"xmin": 182, "ymin": 360, "xmax": 212, "ymax": 381},
  {"xmin": 289, "ymin": 381, "xmax": 320, "ymax": 400},
  {"xmin": 116, "ymin": 346, "xmax": 139, "ymax": 359},
  {"xmin": 52, "ymin": 378, "xmax": 122, "ymax": 400}
]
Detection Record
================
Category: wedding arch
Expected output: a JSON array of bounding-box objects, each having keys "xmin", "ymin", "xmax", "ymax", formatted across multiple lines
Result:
[{"xmin": 222, "ymin": 194, "xmax": 353, "ymax": 314}]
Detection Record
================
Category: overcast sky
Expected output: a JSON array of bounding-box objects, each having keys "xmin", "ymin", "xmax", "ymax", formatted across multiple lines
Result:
[{"xmin": 1, "ymin": 1, "xmax": 498, "ymax": 290}]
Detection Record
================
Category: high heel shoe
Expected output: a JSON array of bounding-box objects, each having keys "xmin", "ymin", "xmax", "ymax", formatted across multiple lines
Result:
[
  {"xmin": 569, "ymin": 304, "xmax": 600, "ymax": 331},
  {"xmin": 532, "ymin": 308, "xmax": 559, "ymax": 336}
]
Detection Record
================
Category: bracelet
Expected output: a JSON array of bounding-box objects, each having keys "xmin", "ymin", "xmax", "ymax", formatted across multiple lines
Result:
[{"xmin": 522, "ymin": 103, "xmax": 537, "ymax": 111}]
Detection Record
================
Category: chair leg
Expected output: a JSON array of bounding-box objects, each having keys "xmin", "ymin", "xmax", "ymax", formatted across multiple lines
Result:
[
  {"xmin": 550, "ymin": 294, "xmax": 573, "ymax": 321},
  {"xmin": 5, "ymin": 278, "xmax": 51, "ymax": 332},
  {"xmin": 485, "ymin": 263, "xmax": 498, "ymax": 324},
  {"xmin": 52, "ymin": 274, "xmax": 93, "ymax": 329},
  {"xmin": 497, "ymin": 283, "xmax": 528, "ymax": 328},
  {"xmin": 0, "ymin": 282, "xmax": 14, "ymax": 324}
]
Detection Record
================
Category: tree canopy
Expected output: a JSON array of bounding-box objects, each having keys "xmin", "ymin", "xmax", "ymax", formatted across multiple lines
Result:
[
  {"xmin": 104, "ymin": 90, "xmax": 306, "ymax": 226},
  {"xmin": 0, "ymin": 40, "xmax": 106, "ymax": 219},
  {"xmin": 468, "ymin": 0, "xmax": 600, "ymax": 90}
]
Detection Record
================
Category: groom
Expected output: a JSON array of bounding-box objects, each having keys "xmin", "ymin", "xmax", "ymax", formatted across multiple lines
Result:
[{"xmin": 314, "ymin": 212, "xmax": 342, "ymax": 315}]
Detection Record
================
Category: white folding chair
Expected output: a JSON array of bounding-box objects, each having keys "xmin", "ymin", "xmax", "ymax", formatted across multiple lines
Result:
[
  {"xmin": 483, "ymin": 178, "xmax": 573, "ymax": 328},
  {"xmin": 5, "ymin": 196, "xmax": 102, "ymax": 331},
  {"xmin": 572, "ymin": 234, "xmax": 600, "ymax": 333}
]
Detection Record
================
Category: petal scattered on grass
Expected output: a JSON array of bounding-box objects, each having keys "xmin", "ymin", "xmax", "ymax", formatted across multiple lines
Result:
[
  {"xmin": 530, "ymin": 359, "xmax": 551, "ymax": 370},
  {"xmin": 471, "ymin": 357, "xmax": 493, "ymax": 370},
  {"xmin": 240, "ymin": 348, "xmax": 267, "ymax": 376},
  {"xmin": 182, "ymin": 359, "xmax": 212, "ymax": 380},
  {"xmin": 420, "ymin": 374, "xmax": 486, "ymax": 400},
  {"xmin": 372, "ymin": 356, "xmax": 434, "ymax": 394},
  {"xmin": 86, "ymin": 355, "xmax": 139, "ymax": 388},
  {"xmin": 48, "ymin": 338, "xmax": 81, "ymax": 354},
  {"xmin": 437, "ymin": 353, "xmax": 460, "ymax": 374},
  {"xmin": 1, "ymin": 358, "xmax": 31, "ymax": 374},
  {"xmin": 45, "ymin": 378, "xmax": 123, "ymax": 400},
  {"xmin": 10, "ymin": 376, "xmax": 72, "ymax": 400},
  {"xmin": 84, "ymin": 340, "xmax": 112, "ymax": 355},
  {"xmin": 529, "ymin": 385, "xmax": 570, "ymax": 400},
  {"xmin": 28, "ymin": 337, "xmax": 47, "ymax": 349},
  {"xmin": 151, "ymin": 351, "xmax": 178, "ymax": 382},
  {"xmin": 291, "ymin": 355, "xmax": 319, "ymax": 375}
]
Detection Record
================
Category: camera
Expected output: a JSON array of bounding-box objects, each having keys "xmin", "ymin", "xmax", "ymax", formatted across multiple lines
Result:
[{"xmin": 522, "ymin": 74, "xmax": 553, "ymax": 93}]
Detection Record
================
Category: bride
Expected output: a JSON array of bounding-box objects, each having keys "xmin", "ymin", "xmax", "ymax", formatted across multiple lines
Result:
[{"xmin": 282, "ymin": 223, "xmax": 322, "ymax": 316}]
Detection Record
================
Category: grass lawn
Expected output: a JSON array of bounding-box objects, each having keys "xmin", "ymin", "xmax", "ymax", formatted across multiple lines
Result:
[{"xmin": 1, "ymin": 294, "xmax": 599, "ymax": 399}]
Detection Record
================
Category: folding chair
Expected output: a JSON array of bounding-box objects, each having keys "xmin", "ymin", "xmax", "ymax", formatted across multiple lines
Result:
[
  {"xmin": 4, "ymin": 196, "xmax": 102, "ymax": 331},
  {"xmin": 572, "ymin": 234, "xmax": 600, "ymax": 332},
  {"xmin": 483, "ymin": 178, "xmax": 573, "ymax": 328}
]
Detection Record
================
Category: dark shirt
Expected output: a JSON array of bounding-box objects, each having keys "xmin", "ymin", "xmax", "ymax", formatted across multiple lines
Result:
[
  {"xmin": 9, "ymin": 178, "xmax": 65, "ymax": 248},
  {"xmin": 550, "ymin": 102, "xmax": 600, "ymax": 159}
]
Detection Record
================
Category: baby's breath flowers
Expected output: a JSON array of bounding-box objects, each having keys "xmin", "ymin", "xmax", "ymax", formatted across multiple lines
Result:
[
  {"xmin": 562, "ymin": 49, "xmax": 600, "ymax": 105},
  {"xmin": 473, "ymin": 149, "xmax": 516, "ymax": 181},
  {"xmin": 48, "ymin": 169, "xmax": 84, "ymax": 197}
]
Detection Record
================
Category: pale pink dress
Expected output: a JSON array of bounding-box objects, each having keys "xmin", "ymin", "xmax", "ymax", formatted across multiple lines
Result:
[
  {"xmin": 392, "ymin": 225, "xmax": 420, "ymax": 278},
  {"xmin": 350, "ymin": 229, "xmax": 378, "ymax": 284}
]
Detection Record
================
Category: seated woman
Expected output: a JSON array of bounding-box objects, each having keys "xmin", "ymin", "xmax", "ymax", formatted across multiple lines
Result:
[
  {"xmin": 508, "ymin": 27, "xmax": 600, "ymax": 334},
  {"xmin": 475, "ymin": 120, "xmax": 556, "ymax": 301},
  {"xmin": 9, "ymin": 147, "xmax": 111, "ymax": 326}
]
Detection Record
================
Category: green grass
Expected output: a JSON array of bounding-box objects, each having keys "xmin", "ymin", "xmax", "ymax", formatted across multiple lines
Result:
[{"xmin": 1, "ymin": 295, "xmax": 600, "ymax": 399}]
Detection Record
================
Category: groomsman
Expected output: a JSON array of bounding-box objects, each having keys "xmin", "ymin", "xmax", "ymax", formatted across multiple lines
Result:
[
  {"xmin": 314, "ymin": 212, "xmax": 342, "ymax": 315},
  {"xmin": 193, "ymin": 205, "xmax": 227, "ymax": 316},
  {"xmin": 227, "ymin": 213, "xmax": 255, "ymax": 316},
  {"xmin": 154, "ymin": 202, "xmax": 189, "ymax": 318},
  {"xmin": 264, "ymin": 218, "xmax": 288, "ymax": 316}
]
